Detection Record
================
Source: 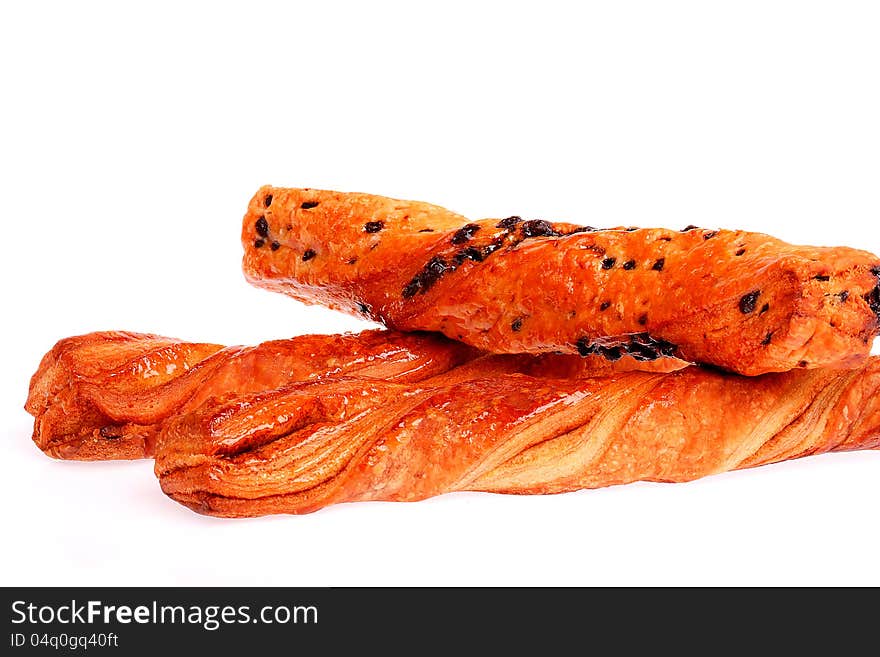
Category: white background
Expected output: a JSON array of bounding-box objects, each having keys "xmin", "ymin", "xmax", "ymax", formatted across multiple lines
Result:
[{"xmin": 1, "ymin": 1, "xmax": 878, "ymax": 586}]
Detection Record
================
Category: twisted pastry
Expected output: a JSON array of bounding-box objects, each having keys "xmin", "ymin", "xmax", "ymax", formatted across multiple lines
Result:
[
  {"xmin": 27, "ymin": 329, "xmax": 681, "ymax": 460},
  {"xmin": 25, "ymin": 330, "xmax": 476, "ymax": 460},
  {"xmin": 242, "ymin": 186, "xmax": 880, "ymax": 375},
  {"xmin": 157, "ymin": 357, "xmax": 880, "ymax": 516}
]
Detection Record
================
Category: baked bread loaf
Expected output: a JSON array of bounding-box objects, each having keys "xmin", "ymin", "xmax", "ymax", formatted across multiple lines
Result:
[
  {"xmin": 242, "ymin": 185, "xmax": 880, "ymax": 375},
  {"xmin": 156, "ymin": 356, "xmax": 880, "ymax": 516},
  {"xmin": 27, "ymin": 329, "xmax": 681, "ymax": 460}
]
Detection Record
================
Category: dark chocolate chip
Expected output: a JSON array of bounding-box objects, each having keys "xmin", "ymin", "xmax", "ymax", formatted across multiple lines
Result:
[
  {"xmin": 682, "ymin": 225, "xmax": 699, "ymax": 231},
  {"xmin": 864, "ymin": 285, "xmax": 880, "ymax": 317},
  {"xmin": 100, "ymin": 426, "xmax": 122, "ymax": 440},
  {"xmin": 739, "ymin": 290, "xmax": 760, "ymax": 314},
  {"xmin": 638, "ymin": 313, "xmax": 648, "ymax": 326},
  {"xmin": 356, "ymin": 302, "xmax": 370, "ymax": 314},
  {"xmin": 364, "ymin": 221, "xmax": 385, "ymax": 233},
  {"xmin": 300, "ymin": 201, "xmax": 319, "ymax": 209},
  {"xmin": 254, "ymin": 239, "xmax": 265, "ymax": 248},
  {"xmin": 735, "ymin": 248, "xmax": 746, "ymax": 256},
  {"xmin": 402, "ymin": 280, "xmax": 421, "ymax": 299},
  {"xmin": 511, "ymin": 317, "xmax": 523, "ymax": 332},
  {"xmin": 255, "ymin": 216, "xmax": 269, "ymax": 237},
  {"xmin": 520, "ymin": 219, "xmax": 561, "ymax": 238},
  {"xmin": 762, "ymin": 332, "xmax": 773, "ymax": 346},
  {"xmin": 425, "ymin": 255, "xmax": 449, "ymax": 277},
  {"xmin": 496, "ymin": 216, "xmax": 522, "ymax": 230},
  {"xmin": 576, "ymin": 337, "xmax": 596, "ymax": 357},
  {"xmin": 837, "ymin": 290, "xmax": 849, "ymax": 302},
  {"xmin": 627, "ymin": 338, "xmax": 658, "ymax": 361},
  {"xmin": 871, "ymin": 265, "xmax": 880, "ymax": 276},
  {"xmin": 465, "ymin": 247, "xmax": 485, "ymax": 262},
  {"xmin": 655, "ymin": 339, "xmax": 678, "ymax": 358},
  {"xmin": 625, "ymin": 227, "xmax": 638, "ymax": 232},
  {"xmin": 598, "ymin": 345, "xmax": 623, "ymax": 362},
  {"xmin": 270, "ymin": 241, "xmax": 281, "ymax": 251},
  {"xmin": 601, "ymin": 257, "xmax": 616, "ymax": 270},
  {"xmin": 703, "ymin": 231, "xmax": 719, "ymax": 240},
  {"xmin": 759, "ymin": 303, "xmax": 769, "ymax": 314},
  {"xmin": 652, "ymin": 258, "xmax": 665, "ymax": 271},
  {"xmin": 658, "ymin": 236, "xmax": 673, "ymax": 242},
  {"xmin": 635, "ymin": 333, "xmax": 677, "ymax": 359},
  {"xmin": 813, "ymin": 274, "xmax": 830, "ymax": 281},
  {"xmin": 402, "ymin": 255, "xmax": 451, "ymax": 298},
  {"xmin": 418, "ymin": 228, "xmax": 435, "ymax": 233},
  {"xmin": 622, "ymin": 260, "xmax": 636, "ymax": 270},
  {"xmin": 599, "ymin": 301, "xmax": 611, "ymax": 311},
  {"xmin": 799, "ymin": 360, "xmax": 809, "ymax": 368},
  {"xmin": 346, "ymin": 256, "xmax": 358, "ymax": 264},
  {"xmin": 453, "ymin": 247, "xmax": 484, "ymax": 265},
  {"xmin": 302, "ymin": 249, "xmax": 316, "ymax": 261},
  {"xmin": 570, "ymin": 225, "xmax": 596, "ymax": 233},
  {"xmin": 451, "ymin": 223, "xmax": 482, "ymax": 244},
  {"xmin": 264, "ymin": 194, "xmax": 273, "ymax": 208}
]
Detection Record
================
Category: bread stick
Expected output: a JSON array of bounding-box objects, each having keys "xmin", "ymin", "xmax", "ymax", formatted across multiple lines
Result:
[
  {"xmin": 156, "ymin": 357, "xmax": 880, "ymax": 516},
  {"xmin": 242, "ymin": 186, "xmax": 880, "ymax": 375}
]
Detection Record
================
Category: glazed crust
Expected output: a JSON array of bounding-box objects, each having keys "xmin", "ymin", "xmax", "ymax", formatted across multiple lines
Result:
[
  {"xmin": 242, "ymin": 186, "xmax": 880, "ymax": 375},
  {"xmin": 156, "ymin": 357, "xmax": 880, "ymax": 517},
  {"xmin": 26, "ymin": 330, "xmax": 681, "ymax": 460},
  {"xmin": 25, "ymin": 330, "xmax": 477, "ymax": 460}
]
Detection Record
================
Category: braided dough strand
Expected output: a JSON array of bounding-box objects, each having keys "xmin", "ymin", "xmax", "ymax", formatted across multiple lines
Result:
[
  {"xmin": 156, "ymin": 358, "xmax": 880, "ymax": 516},
  {"xmin": 242, "ymin": 186, "xmax": 880, "ymax": 375},
  {"xmin": 25, "ymin": 330, "xmax": 478, "ymax": 460}
]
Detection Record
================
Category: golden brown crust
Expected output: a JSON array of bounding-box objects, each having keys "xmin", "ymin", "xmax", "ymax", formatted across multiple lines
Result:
[
  {"xmin": 25, "ymin": 330, "xmax": 478, "ymax": 460},
  {"xmin": 156, "ymin": 357, "xmax": 880, "ymax": 517},
  {"xmin": 26, "ymin": 332, "xmax": 225, "ymax": 460},
  {"xmin": 242, "ymin": 186, "xmax": 880, "ymax": 375},
  {"xmin": 26, "ymin": 330, "xmax": 677, "ymax": 461}
]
